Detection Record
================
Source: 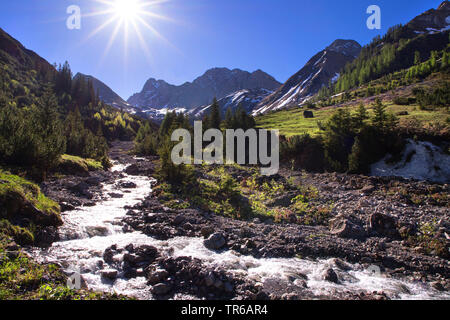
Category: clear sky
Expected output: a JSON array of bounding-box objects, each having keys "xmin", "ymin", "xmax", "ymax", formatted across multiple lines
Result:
[{"xmin": 0, "ymin": 0, "xmax": 443, "ymax": 99}]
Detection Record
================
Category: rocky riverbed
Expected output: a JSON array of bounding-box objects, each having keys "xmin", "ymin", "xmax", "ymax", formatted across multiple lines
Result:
[{"xmin": 29, "ymin": 141, "xmax": 450, "ymax": 300}]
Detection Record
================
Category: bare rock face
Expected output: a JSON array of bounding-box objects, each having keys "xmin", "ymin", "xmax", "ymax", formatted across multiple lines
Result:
[{"xmin": 127, "ymin": 68, "xmax": 281, "ymax": 111}]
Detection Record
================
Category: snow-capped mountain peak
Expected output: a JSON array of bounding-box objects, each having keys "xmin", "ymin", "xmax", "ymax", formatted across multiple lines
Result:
[
  {"xmin": 127, "ymin": 67, "xmax": 281, "ymax": 111},
  {"xmin": 253, "ymin": 39, "xmax": 361, "ymax": 115}
]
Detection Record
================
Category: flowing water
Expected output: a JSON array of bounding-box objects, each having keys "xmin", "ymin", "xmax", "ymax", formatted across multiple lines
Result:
[{"xmin": 30, "ymin": 162, "xmax": 450, "ymax": 300}]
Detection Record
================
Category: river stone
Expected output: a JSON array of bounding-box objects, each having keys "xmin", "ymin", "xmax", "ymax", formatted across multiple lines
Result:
[
  {"xmin": 60, "ymin": 202, "xmax": 76, "ymax": 212},
  {"xmin": 152, "ymin": 283, "xmax": 172, "ymax": 295},
  {"xmin": 431, "ymin": 281, "xmax": 445, "ymax": 292},
  {"xmin": 119, "ymin": 181, "xmax": 137, "ymax": 189},
  {"xmin": 135, "ymin": 245, "xmax": 158, "ymax": 260},
  {"xmin": 71, "ymin": 182, "xmax": 93, "ymax": 199},
  {"xmin": 101, "ymin": 269, "xmax": 118, "ymax": 280},
  {"xmin": 201, "ymin": 226, "xmax": 214, "ymax": 238},
  {"xmin": 125, "ymin": 164, "xmax": 140, "ymax": 176},
  {"xmin": 86, "ymin": 226, "xmax": 109, "ymax": 237},
  {"xmin": 109, "ymin": 193, "xmax": 124, "ymax": 199},
  {"xmin": 148, "ymin": 269, "xmax": 169, "ymax": 285},
  {"xmin": 323, "ymin": 268, "xmax": 339, "ymax": 284},
  {"xmin": 204, "ymin": 233, "xmax": 226, "ymax": 250}
]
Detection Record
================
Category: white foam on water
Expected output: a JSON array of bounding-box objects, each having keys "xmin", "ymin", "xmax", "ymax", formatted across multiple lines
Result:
[{"xmin": 371, "ymin": 139, "xmax": 450, "ymax": 184}]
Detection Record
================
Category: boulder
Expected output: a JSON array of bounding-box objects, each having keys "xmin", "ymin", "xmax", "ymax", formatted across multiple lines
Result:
[
  {"xmin": 85, "ymin": 176, "xmax": 101, "ymax": 186},
  {"xmin": 323, "ymin": 268, "xmax": 339, "ymax": 284},
  {"xmin": 368, "ymin": 212, "xmax": 400, "ymax": 239},
  {"xmin": 360, "ymin": 184, "xmax": 375, "ymax": 195},
  {"xmin": 329, "ymin": 216, "xmax": 366, "ymax": 239},
  {"xmin": 152, "ymin": 283, "xmax": 172, "ymax": 295},
  {"xmin": 60, "ymin": 202, "xmax": 76, "ymax": 212},
  {"xmin": 101, "ymin": 269, "xmax": 118, "ymax": 280},
  {"xmin": 201, "ymin": 226, "xmax": 214, "ymax": 238},
  {"xmin": 303, "ymin": 110, "xmax": 314, "ymax": 118},
  {"xmin": 204, "ymin": 233, "xmax": 226, "ymax": 251},
  {"xmin": 109, "ymin": 193, "xmax": 124, "ymax": 199},
  {"xmin": 148, "ymin": 269, "xmax": 169, "ymax": 285},
  {"xmin": 1, "ymin": 190, "xmax": 62, "ymax": 227},
  {"xmin": 135, "ymin": 245, "xmax": 158, "ymax": 262},
  {"xmin": 35, "ymin": 227, "xmax": 59, "ymax": 247},
  {"xmin": 85, "ymin": 226, "xmax": 109, "ymax": 237},
  {"xmin": 266, "ymin": 192, "xmax": 296, "ymax": 208},
  {"xmin": 125, "ymin": 162, "xmax": 155, "ymax": 176},
  {"xmin": 118, "ymin": 181, "xmax": 137, "ymax": 189},
  {"xmin": 70, "ymin": 182, "xmax": 93, "ymax": 199},
  {"xmin": 173, "ymin": 215, "xmax": 185, "ymax": 226}
]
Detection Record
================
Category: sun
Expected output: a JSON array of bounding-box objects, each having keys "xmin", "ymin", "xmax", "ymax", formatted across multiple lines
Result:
[
  {"xmin": 85, "ymin": 0, "xmax": 176, "ymax": 64},
  {"xmin": 112, "ymin": 0, "xmax": 141, "ymax": 20}
]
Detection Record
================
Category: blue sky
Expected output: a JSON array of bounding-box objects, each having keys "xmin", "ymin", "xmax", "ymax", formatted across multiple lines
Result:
[{"xmin": 0, "ymin": 0, "xmax": 442, "ymax": 99}]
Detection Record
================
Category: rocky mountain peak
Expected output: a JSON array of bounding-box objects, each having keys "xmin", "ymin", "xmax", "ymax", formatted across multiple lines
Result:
[
  {"xmin": 128, "ymin": 67, "xmax": 280, "ymax": 110},
  {"xmin": 438, "ymin": 1, "xmax": 450, "ymax": 11},
  {"xmin": 142, "ymin": 78, "xmax": 170, "ymax": 91},
  {"xmin": 254, "ymin": 39, "xmax": 361, "ymax": 115},
  {"xmin": 407, "ymin": 1, "xmax": 450, "ymax": 33},
  {"xmin": 326, "ymin": 40, "xmax": 362, "ymax": 58}
]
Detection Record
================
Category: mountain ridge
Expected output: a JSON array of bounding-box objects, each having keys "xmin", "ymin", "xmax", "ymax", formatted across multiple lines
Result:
[
  {"xmin": 127, "ymin": 67, "xmax": 281, "ymax": 110},
  {"xmin": 253, "ymin": 39, "xmax": 362, "ymax": 115},
  {"xmin": 73, "ymin": 72, "xmax": 134, "ymax": 112}
]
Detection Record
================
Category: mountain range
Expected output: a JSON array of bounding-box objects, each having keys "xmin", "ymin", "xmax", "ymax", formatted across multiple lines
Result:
[
  {"xmin": 1, "ymin": 1, "xmax": 449, "ymax": 120},
  {"xmin": 127, "ymin": 68, "xmax": 281, "ymax": 112}
]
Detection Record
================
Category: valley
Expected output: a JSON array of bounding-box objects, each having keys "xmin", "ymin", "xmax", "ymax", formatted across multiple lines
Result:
[
  {"xmin": 25, "ymin": 142, "xmax": 450, "ymax": 300},
  {"xmin": 0, "ymin": 0, "xmax": 449, "ymax": 302}
]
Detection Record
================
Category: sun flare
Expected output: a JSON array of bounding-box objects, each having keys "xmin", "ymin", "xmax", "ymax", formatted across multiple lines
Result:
[
  {"xmin": 85, "ymin": 0, "xmax": 175, "ymax": 64},
  {"xmin": 112, "ymin": 0, "xmax": 141, "ymax": 20}
]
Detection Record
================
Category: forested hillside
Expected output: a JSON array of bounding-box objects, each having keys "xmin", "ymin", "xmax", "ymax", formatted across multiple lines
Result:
[{"xmin": 0, "ymin": 28, "xmax": 145, "ymax": 179}]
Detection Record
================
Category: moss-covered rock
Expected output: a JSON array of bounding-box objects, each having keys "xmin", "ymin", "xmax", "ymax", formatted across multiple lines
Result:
[
  {"xmin": 0, "ymin": 170, "xmax": 61, "ymax": 245},
  {"xmin": 57, "ymin": 154, "xmax": 104, "ymax": 176}
]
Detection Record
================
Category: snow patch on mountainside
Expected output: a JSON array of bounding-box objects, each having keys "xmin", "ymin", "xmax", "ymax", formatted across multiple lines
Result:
[
  {"xmin": 187, "ymin": 88, "xmax": 273, "ymax": 119},
  {"xmin": 331, "ymin": 73, "xmax": 340, "ymax": 83},
  {"xmin": 371, "ymin": 140, "xmax": 450, "ymax": 184}
]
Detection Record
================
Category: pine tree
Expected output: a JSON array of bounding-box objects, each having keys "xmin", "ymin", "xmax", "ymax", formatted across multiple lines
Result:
[
  {"xmin": 372, "ymin": 98, "xmax": 387, "ymax": 129},
  {"xmin": 354, "ymin": 104, "xmax": 369, "ymax": 129},
  {"xmin": 414, "ymin": 51, "xmax": 421, "ymax": 66},
  {"xmin": 223, "ymin": 107, "xmax": 233, "ymax": 129},
  {"xmin": 33, "ymin": 88, "xmax": 66, "ymax": 179},
  {"xmin": 208, "ymin": 98, "xmax": 221, "ymax": 129}
]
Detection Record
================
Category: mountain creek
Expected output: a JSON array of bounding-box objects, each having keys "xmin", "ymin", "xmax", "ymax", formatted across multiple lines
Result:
[{"xmin": 27, "ymin": 142, "xmax": 449, "ymax": 300}]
